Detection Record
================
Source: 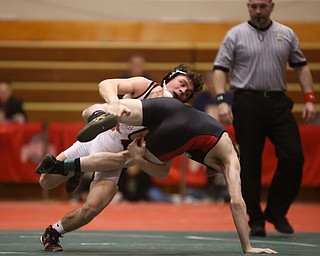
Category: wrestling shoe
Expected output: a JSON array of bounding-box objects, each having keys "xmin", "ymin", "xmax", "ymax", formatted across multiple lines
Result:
[
  {"xmin": 77, "ymin": 113, "xmax": 118, "ymax": 142},
  {"xmin": 35, "ymin": 154, "xmax": 67, "ymax": 176},
  {"xmin": 40, "ymin": 225, "xmax": 63, "ymax": 251},
  {"xmin": 65, "ymin": 172, "xmax": 83, "ymax": 193},
  {"xmin": 249, "ymin": 220, "xmax": 266, "ymax": 237},
  {"xmin": 250, "ymin": 225, "xmax": 267, "ymax": 237}
]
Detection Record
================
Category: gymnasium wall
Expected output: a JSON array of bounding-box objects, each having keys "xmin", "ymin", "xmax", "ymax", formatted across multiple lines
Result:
[
  {"xmin": 0, "ymin": 0, "xmax": 320, "ymax": 196},
  {"xmin": 0, "ymin": 0, "xmax": 319, "ymax": 123}
]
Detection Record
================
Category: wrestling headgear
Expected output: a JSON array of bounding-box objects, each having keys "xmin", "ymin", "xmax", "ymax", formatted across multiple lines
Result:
[{"xmin": 161, "ymin": 64, "xmax": 203, "ymax": 102}]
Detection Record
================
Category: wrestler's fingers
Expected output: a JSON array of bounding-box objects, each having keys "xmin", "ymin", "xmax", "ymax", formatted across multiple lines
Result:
[
  {"xmin": 140, "ymin": 137, "xmax": 146, "ymax": 148},
  {"xmin": 136, "ymin": 137, "xmax": 146, "ymax": 147},
  {"xmin": 247, "ymin": 247, "xmax": 278, "ymax": 254},
  {"xmin": 122, "ymin": 105, "xmax": 131, "ymax": 116},
  {"xmin": 263, "ymin": 248, "xmax": 278, "ymax": 254}
]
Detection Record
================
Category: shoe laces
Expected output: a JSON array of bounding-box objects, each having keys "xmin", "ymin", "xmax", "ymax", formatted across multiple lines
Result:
[{"xmin": 42, "ymin": 156, "xmax": 59, "ymax": 172}]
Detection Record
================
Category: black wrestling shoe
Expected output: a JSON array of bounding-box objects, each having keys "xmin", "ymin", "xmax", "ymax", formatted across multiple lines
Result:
[
  {"xmin": 77, "ymin": 113, "xmax": 118, "ymax": 142},
  {"xmin": 35, "ymin": 154, "xmax": 67, "ymax": 176},
  {"xmin": 65, "ymin": 172, "xmax": 83, "ymax": 193},
  {"xmin": 265, "ymin": 215, "xmax": 294, "ymax": 234},
  {"xmin": 40, "ymin": 225, "xmax": 63, "ymax": 251},
  {"xmin": 249, "ymin": 220, "xmax": 266, "ymax": 237},
  {"xmin": 250, "ymin": 225, "xmax": 267, "ymax": 237}
]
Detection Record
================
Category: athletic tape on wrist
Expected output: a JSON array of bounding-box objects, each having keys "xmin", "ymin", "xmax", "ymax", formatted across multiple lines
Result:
[
  {"xmin": 64, "ymin": 158, "xmax": 77, "ymax": 173},
  {"xmin": 216, "ymin": 93, "xmax": 228, "ymax": 105},
  {"xmin": 304, "ymin": 92, "xmax": 315, "ymax": 103}
]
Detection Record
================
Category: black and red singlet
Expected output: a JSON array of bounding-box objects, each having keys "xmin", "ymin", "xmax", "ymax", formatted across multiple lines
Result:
[{"xmin": 141, "ymin": 97, "xmax": 226, "ymax": 164}]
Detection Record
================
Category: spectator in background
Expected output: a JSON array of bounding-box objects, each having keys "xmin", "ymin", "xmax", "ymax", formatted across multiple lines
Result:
[
  {"xmin": 118, "ymin": 165, "xmax": 172, "ymax": 202},
  {"xmin": 121, "ymin": 53, "xmax": 153, "ymax": 80},
  {"xmin": 0, "ymin": 81, "xmax": 26, "ymax": 123},
  {"xmin": 212, "ymin": 0, "xmax": 316, "ymax": 237},
  {"xmin": 192, "ymin": 71, "xmax": 232, "ymax": 203},
  {"xmin": 192, "ymin": 72, "xmax": 233, "ymax": 121}
]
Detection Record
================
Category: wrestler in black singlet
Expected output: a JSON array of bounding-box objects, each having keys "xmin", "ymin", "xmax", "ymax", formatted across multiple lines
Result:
[{"xmin": 140, "ymin": 97, "xmax": 226, "ymax": 164}]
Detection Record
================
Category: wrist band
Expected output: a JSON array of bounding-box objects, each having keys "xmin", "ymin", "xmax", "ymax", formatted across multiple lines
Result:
[
  {"xmin": 304, "ymin": 92, "xmax": 315, "ymax": 103},
  {"xmin": 216, "ymin": 93, "xmax": 227, "ymax": 105}
]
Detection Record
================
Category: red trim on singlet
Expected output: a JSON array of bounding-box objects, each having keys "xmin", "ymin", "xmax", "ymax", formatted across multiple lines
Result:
[{"xmin": 157, "ymin": 135, "xmax": 219, "ymax": 162}]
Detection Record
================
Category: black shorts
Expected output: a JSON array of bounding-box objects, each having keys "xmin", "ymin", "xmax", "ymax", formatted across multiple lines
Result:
[{"xmin": 141, "ymin": 98, "xmax": 226, "ymax": 163}]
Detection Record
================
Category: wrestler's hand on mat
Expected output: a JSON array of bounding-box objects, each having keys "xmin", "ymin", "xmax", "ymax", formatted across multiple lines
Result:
[
  {"xmin": 245, "ymin": 247, "xmax": 278, "ymax": 254},
  {"xmin": 107, "ymin": 101, "xmax": 131, "ymax": 118},
  {"xmin": 127, "ymin": 137, "xmax": 146, "ymax": 161}
]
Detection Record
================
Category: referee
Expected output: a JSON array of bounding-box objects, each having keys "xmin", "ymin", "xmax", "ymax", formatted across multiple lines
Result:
[{"xmin": 212, "ymin": 0, "xmax": 316, "ymax": 237}]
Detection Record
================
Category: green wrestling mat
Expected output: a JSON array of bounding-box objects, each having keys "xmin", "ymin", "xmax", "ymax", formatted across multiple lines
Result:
[{"xmin": 0, "ymin": 230, "xmax": 319, "ymax": 255}]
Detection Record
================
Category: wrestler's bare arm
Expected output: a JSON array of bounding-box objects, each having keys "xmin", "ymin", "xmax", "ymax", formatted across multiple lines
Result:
[
  {"xmin": 127, "ymin": 138, "xmax": 171, "ymax": 179},
  {"xmin": 205, "ymin": 133, "xmax": 277, "ymax": 254},
  {"xmin": 204, "ymin": 134, "xmax": 251, "ymax": 251},
  {"xmin": 99, "ymin": 77, "xmax": 151, "ymax": 118},
  {"xmin": 77, "ymin": 141, "xmax": 171, "ymax": 179},
  {"xmin": 99, "ymin": 77, "xmax": 151, "ymax": 105},
  {"xmin": 82, "ymin": 77, "xmax": 151, "ymax": 120}
]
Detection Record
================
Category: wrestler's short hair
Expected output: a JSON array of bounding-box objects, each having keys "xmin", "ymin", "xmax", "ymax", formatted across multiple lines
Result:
[{"xmin": 162, "ymin": 64, "xmax": 203, "ymax": 102}]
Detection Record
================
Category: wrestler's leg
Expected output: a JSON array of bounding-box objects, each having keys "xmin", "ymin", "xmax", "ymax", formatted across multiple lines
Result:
[
  {"xmin": 80, "ymin": 151, "xmax": 133, "ymax": 172},
  {"xmin": 88, "ymin": 99, "xmax": 143, "ymax": 126},
  {"xmin": 81, "ymin": 103, "xmax": 106, "ymax": 121},
  {"xmin": 61, "ymin": 178, "xmax": 118, "ymax": 232},
  {"xmin": 39, "ymin": 152, "xmax": 74, "ymax": 190},
  {"xmin": 38, "ymin": 150, "xmax": 133, "ymax": 176},
  {"xmin": 115, "ymin": 99, "xmax": 143, "ymax": 125},
  {"xmin": 40, "ymin": 176, "xmax": 119, "ymax": 251},
  {"xmin": 77, "ymin": 99, "xmax": 143, "ymax": 142},
  {"xmin": 38, "ymin": 137, "xmax": 94, "ymax": 190}
]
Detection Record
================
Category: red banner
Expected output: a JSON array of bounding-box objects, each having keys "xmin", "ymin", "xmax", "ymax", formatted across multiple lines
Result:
[
  {"xmin": 0, "ymin": 123, "xmax": 320, "ymax": 187},
  {"xmin": 0, "ymin": 123, "xmax": 43, "ymax": 182}
]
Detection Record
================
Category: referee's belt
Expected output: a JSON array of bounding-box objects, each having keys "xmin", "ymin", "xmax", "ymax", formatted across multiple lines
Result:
[{"xmin": 235, "ymin": 89, "xmax": 285, "ymax": 98}]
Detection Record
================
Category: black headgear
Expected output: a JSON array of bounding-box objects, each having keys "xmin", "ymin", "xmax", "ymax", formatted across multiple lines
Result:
[
  {"xmin": 161, "ymin": 65, "xmax": 201, "ymax": 103},
  {"xmin": 161, "ymin": 69, "xmax": 187, "ymax": 87}
]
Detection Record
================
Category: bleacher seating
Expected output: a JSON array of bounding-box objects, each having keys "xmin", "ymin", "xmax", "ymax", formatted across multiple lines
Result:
[
  {"xmin": 0, "ymin": 21, "xmax": 319, "ymax": 123},
  {"xmin": 0, "ymin": 21, "xmax": 319, "ymax": 199}
]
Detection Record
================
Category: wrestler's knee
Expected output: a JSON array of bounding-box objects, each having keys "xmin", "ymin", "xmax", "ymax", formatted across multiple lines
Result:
[
  {"xmin": 78, "ymin": 179, "xmax": 118, "ymax": 224},
  {"xmin": 82, "ymin": 104, "xmax": 103, "ymax": 120},
  {"xmin": 79, "ymin": 202, "xmax": 103, "ymax": 223},
  {"xmin": 81, "ymin": 108, "xmax": 90, "ymax": 121}
]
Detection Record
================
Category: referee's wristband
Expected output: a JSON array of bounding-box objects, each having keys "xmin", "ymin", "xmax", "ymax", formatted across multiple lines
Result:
[
  {"xmin": 304, "ymin": 92, "xmax": 315, "ymax": 103},
  {"xmin": 216, "ymin": 93, "xmax": 228, "ymax": 105}
]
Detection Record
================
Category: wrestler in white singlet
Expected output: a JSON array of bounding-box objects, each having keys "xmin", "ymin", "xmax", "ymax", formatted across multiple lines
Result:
[{"xmin": 63, "ymin": 82, "xmax": 166, "ymax": 183}]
